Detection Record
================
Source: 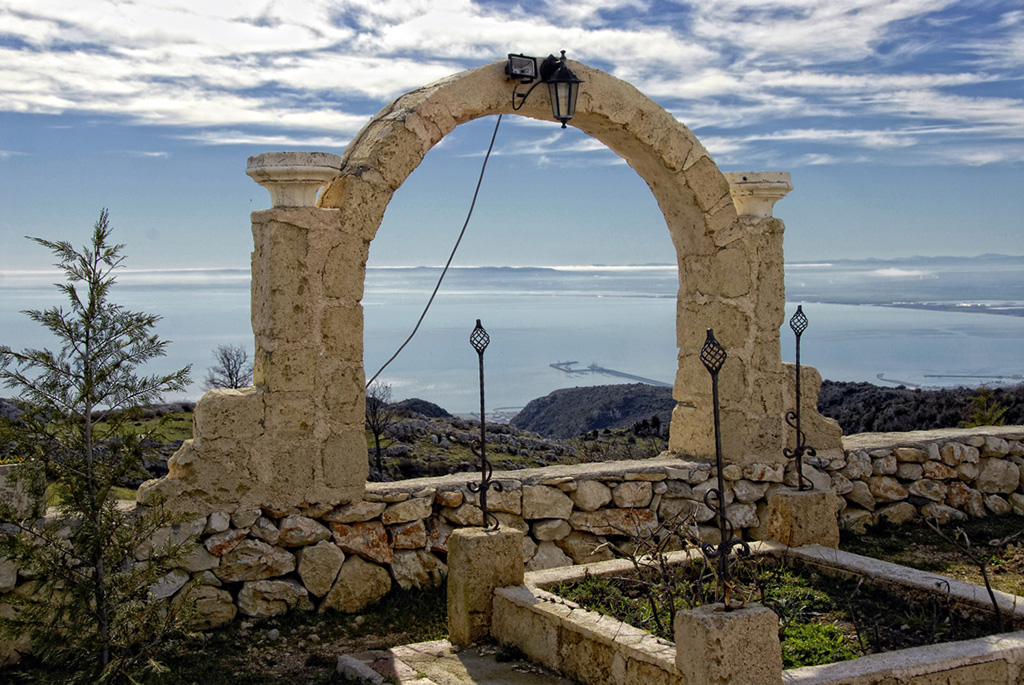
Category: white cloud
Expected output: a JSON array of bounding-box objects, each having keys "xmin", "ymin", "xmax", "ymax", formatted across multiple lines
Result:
[{"xmin": 0, "ymin": 0, "xmax": 1019, "ymax": 168}]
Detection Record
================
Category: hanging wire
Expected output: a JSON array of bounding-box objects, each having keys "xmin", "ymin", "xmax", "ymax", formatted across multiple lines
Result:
[{"xmin": 366, "ymin": 114, "xmax": 504, "ymax": 388}]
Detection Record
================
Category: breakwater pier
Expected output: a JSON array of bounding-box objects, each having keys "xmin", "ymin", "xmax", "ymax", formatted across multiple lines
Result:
[{"xmin": 549, "ymin": 360, "xmax": 671, "ymax": 387}]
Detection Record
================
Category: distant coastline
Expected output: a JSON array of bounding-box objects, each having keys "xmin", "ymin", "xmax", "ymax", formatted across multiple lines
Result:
[{"xmin": 880, "ymin": 302, "xmax": 1024, "ymax": 318}]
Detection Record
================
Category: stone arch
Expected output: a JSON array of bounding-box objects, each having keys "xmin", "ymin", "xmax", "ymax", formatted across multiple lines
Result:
[{"xmin": 139, "ymin": 59, "xmax": 841, "ymax": 515}]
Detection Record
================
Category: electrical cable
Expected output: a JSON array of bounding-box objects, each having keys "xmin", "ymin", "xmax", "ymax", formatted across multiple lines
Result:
[{"xmin": 366, "ymin": 114, "xmax": 503, "ymax": 388}]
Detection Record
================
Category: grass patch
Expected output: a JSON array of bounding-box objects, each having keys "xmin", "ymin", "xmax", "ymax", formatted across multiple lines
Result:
[
  {"xmin": 553, "ymin": 556, "xmax": 998, "ymax": 669},
  {"xmin": 841, "ymin": 514, "xmax": 1024, "ymax": 597}
]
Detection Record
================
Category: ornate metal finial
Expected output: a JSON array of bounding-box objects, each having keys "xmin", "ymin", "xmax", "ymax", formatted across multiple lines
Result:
[
  {"xmin": 784, "ymin": 305, "xmax": 817, "ymax": 490},
  {"xmin": 467, "ymin": 320, "xmax": 502, "ymax": 529},
  {"xmin": 698, "ymin": 329, "xmax": 751, "ymax": 609}
]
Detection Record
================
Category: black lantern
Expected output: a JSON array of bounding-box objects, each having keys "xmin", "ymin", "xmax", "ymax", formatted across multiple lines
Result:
[{"xmin": 507, "ymin": 50, "xmax": 582, "ymax": 128}]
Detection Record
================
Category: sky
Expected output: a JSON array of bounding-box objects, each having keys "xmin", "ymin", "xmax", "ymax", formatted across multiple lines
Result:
[{"xmin": 0, "ymin": 0, "xmax": 1022, "ymax": 272}]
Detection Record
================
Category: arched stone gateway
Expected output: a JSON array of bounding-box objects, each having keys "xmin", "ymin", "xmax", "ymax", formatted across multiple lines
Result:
[{"xmin": 139, "ymin": 59, "xmax": 841, "ymax": 515}]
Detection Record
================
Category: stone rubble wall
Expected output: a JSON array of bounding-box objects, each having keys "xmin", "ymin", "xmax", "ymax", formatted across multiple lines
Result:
[{"xmin": 2, "ymin": 427, "xmax": 1021, "ymax": 633}]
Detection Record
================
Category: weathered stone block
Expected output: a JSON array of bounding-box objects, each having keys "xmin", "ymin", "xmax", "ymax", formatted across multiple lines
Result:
[
  {"xmin": 214, "ymin": 539, "xmax": 295, "ymax": 583},
  {"xmin": 321, "ymin": 555, "xmax": 391, "ymax": 613},
  {"xmin": 388, "ymin": 520, "xmax": 427, "ymax": 549},
  {"xmin": 675, "ymin": 603, "xmax": 782, "ymax": 685},
  {"xmin": 391, "ymin": 550, "xmax": 447, "ymax": 590},
  {"xmin": 521, "ymin": 485, "xmax": 573, "ymax": 520},
  {"xmin": 447, "ymin": 528, "xmax": 524, "ymax": 645},
  {"xmin": 976, "ymin": 458, "xmax": 1019, "ymax": 494},
  {"xmin": 330, "ymin": 521, "xmax": 393, "ymax": 565},
  {"xmin": 526, "ymin": 541, "xmax": 572, "ymax": 572},
  {"xmin": 278, "ymin": 515, "xmax": 331, "ymax": 547},
  {"xmin": 238, "ymin": 578, "xmax": 310, "ymax": 618},
  {"xmin": 380, "ymin": 496, "xmax": 433, "ymax": 525},
  {"xmin": 761, "ymin": 489, "xmax": 840, "ymax": 548},
  {"xmin": 297, "ymin": 540, "xmax": 345, "ymax": 597},
  {"xmin": 612, "ymin": 481, "xmax": 653, "ymax": 508},
  {"xmin": 323, "ymin": 500, "xmax": 387, "ymax": 523},
  {"xmin": 571, "ymin": 480, "xmax": 612, "ymax": 512}
]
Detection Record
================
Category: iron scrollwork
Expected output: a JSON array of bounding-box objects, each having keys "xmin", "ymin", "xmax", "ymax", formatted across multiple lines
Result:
[
  {"xmin": 468, "ymin": 320, "xmax": 503, "ymax": 529},
  {"xmin": 783, "ymin": 305, "xmax": 817, "ymax": 490},
  {"xmin": 699, "ymin": 329, "xmax": 751, "ymax": 609}
]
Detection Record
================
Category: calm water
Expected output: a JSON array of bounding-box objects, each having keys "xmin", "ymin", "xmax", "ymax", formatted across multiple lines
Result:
[{"xmin": 1, "ymin": 257, "xmax": 1022, "ymax": 414}]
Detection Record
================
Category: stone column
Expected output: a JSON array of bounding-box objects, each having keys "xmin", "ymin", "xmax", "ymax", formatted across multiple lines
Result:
[
  {"xmin": 447, "ymin": 528, "xmax": 524, "ymax": 645},
  {"xmin": 138, "ymin": 152, "xmax": 369, "ymax": 514}
]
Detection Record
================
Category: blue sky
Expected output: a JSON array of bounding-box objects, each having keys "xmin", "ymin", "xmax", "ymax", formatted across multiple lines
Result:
[{"xmin": 1, "ymin": 0, "xmax": 1022, "ymax": 271}]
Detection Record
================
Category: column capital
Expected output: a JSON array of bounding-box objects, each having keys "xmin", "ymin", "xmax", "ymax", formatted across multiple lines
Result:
[
  {"xmin": 723, "ymin": 171, "xmax": 793, "ymax": 218},
  {"xmin": 247, "ymin": 152, "xmax": 342, "ymax": 208}
]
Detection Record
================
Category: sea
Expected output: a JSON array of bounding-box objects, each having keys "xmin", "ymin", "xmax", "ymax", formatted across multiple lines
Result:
[{"xmin": 1, "ymin": 255, "xmax": 1022, "ymax": 416}]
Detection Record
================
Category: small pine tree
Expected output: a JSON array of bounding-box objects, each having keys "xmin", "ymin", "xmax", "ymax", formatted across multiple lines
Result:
[
  {"xmin": 0, "ymin": 209, "xmax": 195, "ymax": 683},
  {"xmin": 961, "ymin": 388, "xmax": 1009, "ymax": 428}
]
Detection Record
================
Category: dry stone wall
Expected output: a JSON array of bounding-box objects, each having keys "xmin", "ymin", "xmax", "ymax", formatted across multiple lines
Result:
[{"xmin": 4, "ymin": 427, "xmax": 1020, "ymax": 632}]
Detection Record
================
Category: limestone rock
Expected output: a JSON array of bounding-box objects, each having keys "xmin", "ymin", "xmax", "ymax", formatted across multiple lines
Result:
[
  {"xmin": 441, "ymin": 503, "xmax": 483, "ymax": 527},
  {"xmin": 426, "ymin": 516, "xmax": 455, "ymax": 552},
  {"xmin": 435, "ymin": 490, "xmax": 463, "ymax": 508},
  {"xmin": 1009, "ymin": 492, "xmax": 1024, "ymax": 515},
  {"xmin": 920, "ymin": 502, "xmax": 967, "ymax": 525},
  {"xmin": 531, "ymin": 518, "xmax": 572, "ymax": 541},
  {"xmin": 906, "ymin": 479, "xmax": 946, "ymax": 502},
  {"xmin": 232, "ymin": 507, "xmax": 262, "ymax": 529},
  {"xmin": 202, "ymin": 527, "xmax": 248, "ymax": 557},
  {"xmin": 784, "ymin": 462, "xmax": 831, "ymax": 491},
  {"xmin": 521, "ymin": 485, "xmax": 574, "ymax": 520},
  {"xmin": 842, "ymin": 453, "xmax": 873, "ymax": 480},
  {"xmin": 522, "ymin": 536, "xmax": 538, "ymax": 563},
  {"xmin": 984, "ymin": 495, "xmax": 1012, "ymax": 516},
  {"xmin": 612, "ymin": 481, "xmax": 653, "ymax": 508},
  {"xmin": 388, "ymin": 520, "xmax": 427, "ymax": 549},
  {"xmin": 732, "ymin": 479, "xmax": 770, "ymax": 503},
  {"xmin": 278, "ymin": 515, "xmax": 331, "ymax": 547},
  {"xmin": 238, "ymin": 578, "xmax": 310, "ymax": 618},
  {"xmin": 921, "ymin": 461, "xmax": 957, "ymax": 480},
  {"xmin": 894, "ymin": 447, "xmax": 928, "ymax": 463},
  {"xmin": 0, "ymin": 560, "xmax": 18, "ymax": 592},
  {"xmin": 180, "ymin": 585, "xmax": 237, "ymax": 630},
  {"xmin": 976, "ymin": 458, "xmax": 1019, "ymax": 494},
  {"xmin": 381, "ymin": 496, "xmax": 435, "ymax": 525},
  {"xmin": 205, "ymin": 511, "xmax": 231, "ymax": 533},
  {"xmin": 390, "ymin": 550, "xmax": 447, "ymax": 590},
  {"xmin": 297, "ymin": 540, "xmax": 345, "ymax": 597},
  {"xmin": 555, "ymin": 531, "xmax": 614, "ymax": 564},
  {"xmin": 659, "ymin": 497, "xmax": 698, "ymax": 523},
  {"xmin": 526, "ymin": 541, "xmax": 572, "ymax": 571},
  {"xmin": 250, "ymin": 517, "xmax": 281, "ymax": 545},
  {"xmin": 568, "ymin": 508, "xmax": 657, "ymax": 536},
  {"xmin": 323, "ymin": 500, "xmax": 387, "ymax": 523},
  {"xmin": 330, "ymin": 521, "xmax": 393, "ymax": 565},
  {"xmin": 839, "ymin": 507, "xmax": 874, "ymax": 534},
  {"xmin": 721, "ymin": 464, "xmax": 744, "ymax": 481},
  {"xmin": 725, "ymin": 502, "xmax": 759, "ymax": 529},
  {"xmin": 981, "ymin": 437, "xmax": 1010, "ymax": 457},
  {"xmin": 465, "ymin": 487, "xmax": 522, "ymax": 516},
  {"xmin": 957, "ymin": 462, "xmax": 981, "ymax": 481},
  {"xmin": 871, "ymin": 454, "xmax": 897, "ymax": 476},
  {"xmin": 321, "ymin": 556, "xmax": 392, "ymax": 613},
  {"xmin": 492, "ymin": 512, "xmax": 529, "ymax": 534},
  {"xmin": 845, "ymin": 480, "xmax": 875, "ymax": 511},
  {"xmin": 829, "ymin": 472, "xmax": 853, "ymax": 496},
  {"xmin": 867, "ymin": 476, "xmax": 908, "ymax": 503},
  {"xmin": 214, "ymin": 539, "xmax": 295, "ymax": 583},
  {"xmin": 150, "ymin": 568, "xmax": 190, "ymax": 601},
  {"xmin": 743, "ymin": 463, "xmax": 784, "ymax": 483},
  {"xmin": 895, "ymin": 463, "xmax": 923, "ymax": 481},
  {"xmin": 663, "ymin": 480, "xmax": 694, "ymax": 498},
  {"xmin": 875, "ymin": 502, "xmax": 917, "ymax": 526},
  {"xmin": 182, "ymin": 545, "xmax": 220, "ymax": 573},
  {"xmin": 571, "ymin": 481, "xmax": 612, "ymax": 512}
]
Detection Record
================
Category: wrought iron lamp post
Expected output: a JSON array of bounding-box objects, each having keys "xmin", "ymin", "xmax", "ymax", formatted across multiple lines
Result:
[
  {"xmin": 699, "ymin": 329, "xmax": 751, "ymax": 609},
  {"xmin": 468, "ymin": 320, "xmax": 502, "ymax": 529},
  {"xmin": 783, "ymin": 305, "xmax": 816, "ymax": 490}
]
